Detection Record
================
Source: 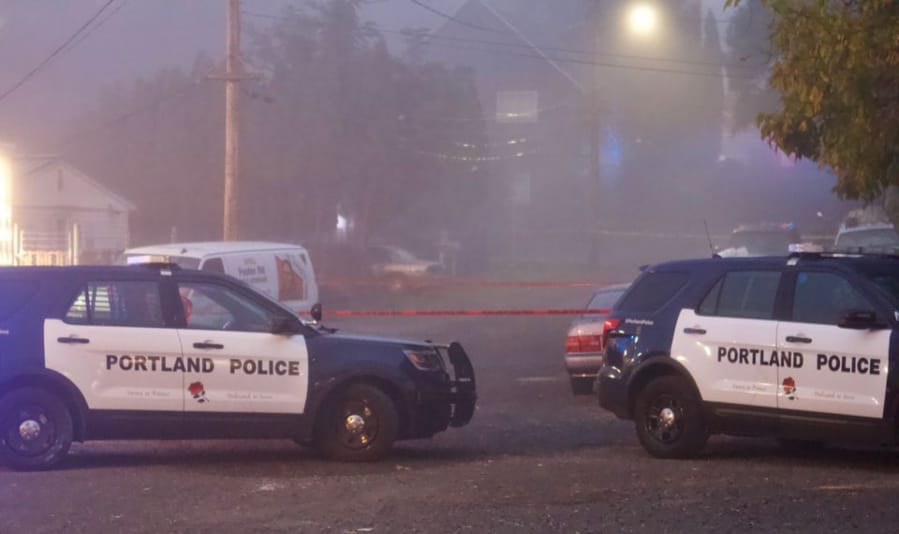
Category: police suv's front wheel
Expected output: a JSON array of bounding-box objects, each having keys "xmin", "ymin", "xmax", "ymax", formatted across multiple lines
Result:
[
  {"xmin": 634, "ymin": 376, "xmax": 707, "ymax": 459},
  {"xmin": 315, "ymin": 383, "xmax": 399, "ymax": 462},
  {"xmin": 0, "ymin": 388, "xmax": 73, "ymax": 471}
]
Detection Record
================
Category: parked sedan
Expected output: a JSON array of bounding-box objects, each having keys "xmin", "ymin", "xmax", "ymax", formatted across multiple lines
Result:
[
  {"xmin": 564, "ymin": 283, "xmax": 630, "ymax": 395},
  {"xmin": 367, "ymin": 244, "xmax": 445, "ymax": 293}
]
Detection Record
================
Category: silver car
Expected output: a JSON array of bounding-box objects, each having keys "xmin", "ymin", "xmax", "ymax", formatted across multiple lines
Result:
[{"xmin": 564, "ymin": 283, "xmax": 630, "ymax": 395}]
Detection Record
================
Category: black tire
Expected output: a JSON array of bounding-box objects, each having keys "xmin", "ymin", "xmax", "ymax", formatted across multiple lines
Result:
[
  {"xmin": 315, "ymin": 383, "xmax": 399, "ymax": 462},
  {"xmin": 570, "ymin": 377, "xmax": 594, "ymax": 396},
  {"xmin": 633, "ymin": 375, "xmax": 708, "ymax": 459},
  {"xmin": 0, "ymin": 388, "xmax": 73, "ymax": 471}
]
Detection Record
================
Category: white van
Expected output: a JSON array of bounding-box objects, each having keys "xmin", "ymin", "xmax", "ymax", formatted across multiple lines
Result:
[{"xmin": 123, "ymin": 241, "xmax": 319, "ymax": 313}]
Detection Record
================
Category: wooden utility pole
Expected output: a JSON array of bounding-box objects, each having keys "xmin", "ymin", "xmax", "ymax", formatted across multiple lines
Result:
[
  {"xmin": 213, "ymin": 0, "xmax": 260, "ymax": 239},
  {"xmin": 223, "ymin": 0, "xmax": 241, "ymax": 240}
]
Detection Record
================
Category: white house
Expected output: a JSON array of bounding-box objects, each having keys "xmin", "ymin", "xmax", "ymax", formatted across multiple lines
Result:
[{"xmin": 12, "ymin": 156, "xmax": 135, "ymax": 265}]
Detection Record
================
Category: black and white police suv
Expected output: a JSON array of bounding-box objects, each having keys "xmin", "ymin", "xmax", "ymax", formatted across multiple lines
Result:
[
  {"xmin": 0, "ymin": 264, "xmax": 475, "ymax": 470},
  {"xmin": 596, "ymin": 252, "xmax": 899, "ymax": 458}
]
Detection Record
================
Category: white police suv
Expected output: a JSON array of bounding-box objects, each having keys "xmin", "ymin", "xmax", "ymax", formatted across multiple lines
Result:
[
  {"xmin": 597, "ymin": 252, "xmax": 899, "ymax": 458},
  {"xmin": 0, "ymin": 264, "xmax": 475, "ymax": 470}
]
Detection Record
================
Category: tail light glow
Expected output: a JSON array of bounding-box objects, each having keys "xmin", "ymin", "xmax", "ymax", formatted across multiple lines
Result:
[{"xmin": 601, "ymin": 318, "xmax": 622, "ymax": 349}]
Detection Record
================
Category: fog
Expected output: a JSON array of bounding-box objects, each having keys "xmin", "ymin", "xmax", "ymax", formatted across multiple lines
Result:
[{"xmin": 0, "ymin": 0, "xmax": 859, "ymax": 279}]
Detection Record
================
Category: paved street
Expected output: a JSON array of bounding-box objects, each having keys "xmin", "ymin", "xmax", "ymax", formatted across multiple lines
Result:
[{"xmin": 3, "ymin": 286, "xmax": 899, "ymax": 533}]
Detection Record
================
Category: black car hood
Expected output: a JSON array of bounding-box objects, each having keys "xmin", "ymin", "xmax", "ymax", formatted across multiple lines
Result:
[{"xmin": 316, "ymin": 329, "xmax": 432, "ymax": 349}]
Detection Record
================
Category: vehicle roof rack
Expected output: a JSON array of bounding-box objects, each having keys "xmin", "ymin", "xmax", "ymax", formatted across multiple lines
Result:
[{"xmin": 787, "ymin": 250, "xmax": 899, "ymax": 261}]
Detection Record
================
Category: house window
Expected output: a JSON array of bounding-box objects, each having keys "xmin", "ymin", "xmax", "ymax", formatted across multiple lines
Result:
[{"xmin": 496, "ymin": 91, "xmax": 538, "ymax": 123}]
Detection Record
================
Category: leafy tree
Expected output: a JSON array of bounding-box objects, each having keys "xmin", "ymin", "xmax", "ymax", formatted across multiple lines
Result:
[
  {"xmin": 726, "ymin": 0, "xmax": 899, "ymax": 224},
  {"xmin": 64, "ymin": 0, "xmax": 488, "ymax": 253},
  {"xmin": 723, "ymin": 0, "xmax": 778, "ymax": 131}
]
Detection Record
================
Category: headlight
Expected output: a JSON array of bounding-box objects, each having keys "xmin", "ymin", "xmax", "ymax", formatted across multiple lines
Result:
[{"xmin": 403, "ymin": 348, "xmax": 444, "ymax": 371}]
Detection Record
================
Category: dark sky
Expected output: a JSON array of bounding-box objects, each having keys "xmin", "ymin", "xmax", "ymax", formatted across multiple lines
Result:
[
  {"xmin": 0, "ymin": 0, "xmax": 467, "ymax": 147},
  {"xmin": 0, "ymin": 0, "xmax": 775, "ymax": 164}
]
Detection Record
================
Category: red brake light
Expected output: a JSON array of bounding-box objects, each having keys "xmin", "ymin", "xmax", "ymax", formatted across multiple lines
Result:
[
  {"xmin": 581, "ymin": 335, "xmax": 602, "ymax": 352},
  {"xmin": 565, "ymin": 334, "xmax": 603, "ymax": 353},
  {"xmin": 601, "ymin": 318, "xmax": 621, "ymax": 349}
]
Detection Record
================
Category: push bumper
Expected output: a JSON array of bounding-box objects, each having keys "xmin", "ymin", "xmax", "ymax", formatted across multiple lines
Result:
[
  {"xmin": 445, "ymin": 342, "xmax": 477, "ymax": 427},
  {"xmin": 404, "ymin": 342, "xmax": 476, "ymax": 439}
]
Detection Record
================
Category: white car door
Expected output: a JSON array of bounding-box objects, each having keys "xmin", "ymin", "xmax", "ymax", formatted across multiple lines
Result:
[
  {"xmin": 44, "ymin": 279, "xmax": 184, "ymax": 411},
  {"xmin": 778, "ymin": 271, "xmax": 891, "ymax": 419},
  {"xmin": 174, "ymin": 280, "xmax": 309, "ymax": 414},
  {"xmin": 671, "ymin": 270, "xmax": 783, "ymax": 409}
]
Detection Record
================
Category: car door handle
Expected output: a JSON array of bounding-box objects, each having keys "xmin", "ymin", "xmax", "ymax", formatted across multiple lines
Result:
[
  {"xmin": 683, "ymin": 327, "xmax": 707, "ymax": 335},
  {"xmin": 193, "ymin": 342, "xmax": 224, "ymax": 350},
  {"xmin": 57, "ymin": 336, "xmax": 90, "ymax": 344},
  {"xmin": 785, "ymin": 335, "xmax": 813, "ymax": 344}
]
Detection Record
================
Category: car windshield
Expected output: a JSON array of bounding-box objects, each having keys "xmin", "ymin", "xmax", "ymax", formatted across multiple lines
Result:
[
  {"xmin": 388, "ymin": 248, "xmax": 419, "ymax": 263},
  {"xmin": 835, "ymin": 229, "xmax": 899, "ymax": 251}
]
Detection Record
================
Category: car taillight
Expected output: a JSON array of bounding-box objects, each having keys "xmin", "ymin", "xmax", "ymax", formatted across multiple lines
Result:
[
  {"xmin": 565, "ymin": 334, "xmax": 603, "ymax": 353},
  {"xmin": 601, "ymin": 318, "xmax": 621, "ymax": 349}
]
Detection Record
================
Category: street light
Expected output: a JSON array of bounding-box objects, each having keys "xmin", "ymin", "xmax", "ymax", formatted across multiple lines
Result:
[{"xmin": 627, "ymin": 3, "xmax": 658, "ymax": 36}]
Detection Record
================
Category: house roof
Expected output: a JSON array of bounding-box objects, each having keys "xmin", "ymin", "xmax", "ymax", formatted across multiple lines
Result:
[{"xmin": 15, "ymin": 156, "xmax": 136, "ymax": 212}]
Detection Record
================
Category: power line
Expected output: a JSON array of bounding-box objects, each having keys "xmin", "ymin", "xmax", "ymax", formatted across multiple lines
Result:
[
  {"xmin": 379, "ymin": 27, "xmax": 763, "ymax": 70},
  {"xmin": 407, "ymin": 0, "xmax": 505, "ymax": 34},
  {"xmin": 0, "ymin": 0, "xmax": 118, "ymax": 104},
  {"xmin": 67, "ymin": 0, "xmax": 129, "ymax": 51},
  {"xmin": 386, "ymin": 34, "xmax": 748, "ymax": 81},
  {"xmin": 241, "ymin": 10, "xmax": 763, "ymax": 75}
]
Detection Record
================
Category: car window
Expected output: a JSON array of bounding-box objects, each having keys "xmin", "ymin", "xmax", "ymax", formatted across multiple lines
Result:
[
  {"xmin": 178, "ymin": 282, "xmax": 275, "ymax": 333},
  {"xmin": 587, "ymin": 289, "xmax": 626, "ymax": 312},
  {"xmin": 390, "ymin": 248, "xmax": 418, "ymax": 262},
  {"xmin": 835, "ymin": 229, "xmax": 899, "ymax": 250},
  {"xmin": 698, "ymin": 271, "xmax": 781, "ymax": 320},
  {"xmin": 201, "ymin": 257, "xmax": 225, "ymax": 273},
  {"xmin": 792, "ymin": 272, "xmax": 874, "ymax": 325},
  {"xmin": 65, "ymin": 280, "xmax": 164, "ymax": 327},
  {"xmin": 865, "ymin": 272, "xmax": 899, "ymax": 307},
  {"xmin": 616, "ymin": 272, "xmax": 689, "ymax": 313}
]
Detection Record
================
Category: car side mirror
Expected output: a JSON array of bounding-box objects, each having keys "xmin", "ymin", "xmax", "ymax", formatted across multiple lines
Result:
[
  {"xmin": 310, "ymin": 302, "xmax": 323, "ymax": 323},
  {"xmin": 839, "ymin": 309, "xmax": 883, "ymax": 330},
  {"xmin": 270, "ymin": 315, "xmax": 301, "ymax": 336}
]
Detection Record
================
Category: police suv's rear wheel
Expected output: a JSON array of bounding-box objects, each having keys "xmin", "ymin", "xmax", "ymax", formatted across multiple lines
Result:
[
  {"xmin": 0, "ymin": 388, "xmax": 73, "ymax": 471},
  {"xmin": 315, "ymin": 384, "xmax": 399, "ymax": 462},
  {"xmin": 634, "ymin": 376, "xmax": 707, "ymax": 459}
]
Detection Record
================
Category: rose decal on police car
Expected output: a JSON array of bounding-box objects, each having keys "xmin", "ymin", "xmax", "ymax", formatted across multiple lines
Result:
[
  {"xmin": 188, "ymin": 381, "xmax": 209, "ymax": 403},
  {"xmin": 782, "ymin": 377, "xmax": 796, "ymax": 401}
]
